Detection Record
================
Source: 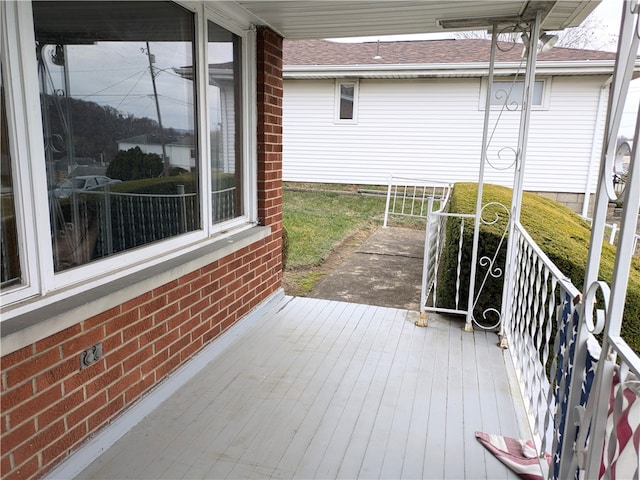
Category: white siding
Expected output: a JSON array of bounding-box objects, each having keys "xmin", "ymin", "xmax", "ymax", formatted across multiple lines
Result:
[{"xmin": 283, "ymin": 76, "xmax": 607, "ymax": 193}]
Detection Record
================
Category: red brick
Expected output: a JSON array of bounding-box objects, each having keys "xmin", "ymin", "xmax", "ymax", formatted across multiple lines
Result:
[
  {"xmin": 178, "ymin": 270, "xmax": 200, "ymax": 286},
  {"xmin": 1, "ymin": 381, "xmax": 34, "ymax": 411},
  {"xmin": 88, "ymin": 395, "xmax": 124, "ymax": 432},
  {"xmin": 62, "ymin": 327, "xmax": 105, "ymax": 359},
  {"xmin": 107, "ymin": 369, "xmax": 141, "ymax": 401},
  {"xmin": 8, "ymin": 385, "xmax": 63, "ymax": 428},
  {"xmin": 153, "ymin": 324, "xmax": 181, "ymax": 353},
  {"xmin": 41, "ymin": 421, "xmax": 87, "ymax": 466},
  {"xmin": 139, "ymin": 296, "xmax": 168, "ymax": 319},
  {"xmin": 35, "ymin": 325, "xmax": 82, "ymax": 353},
  {"xmin": 121, "ymin": 292, "xmax": 152, "ymax": 313},
  {"xmin": 63, "ymin": 359, "xmax": 106, "ymax": 395},
  {"xmin": 36, "ymin": 357, "xmax": 77, "ymax": 393},
  {"xmin": 0, "ymin": 346, "xmax": 34, "ymax": 371},
  {"xmin": 1, "ymin": 453, "xmax": 13, "ymax": 478},
  {"xmin": 153, "ymin": 356, "xmax": 180, "ymax": 384},
  {"xmin": 4, "ymin": 348, "xmax": 62, "ymax": 389},
  {"xmin": 168, "ymin": 335, "xmax": 190, "ymax": 359},
  {"xmin": 104, "ymin": 309, "xmax": 139, "ymax": 336},
  {"xmin": 85, "ymin": 365, "xmax": 123, "ymax": 399},
  {"xmin": 153, "ymin": 303, "xmax": 179, "ymax": 325},
  {"xmin": 203, "ymin": 324, "xmax": 221, "ymax": 344},
  {"xmin": 37, "ymin": 389, "xmax": 84, "ymax": 429},
  {"xmin": 4, "ymin": 455, "xmax": 38, "ymax": 480},
  {"xmin": 167, "ymin": 310, "xmax": 190, "ymax": 333},
  {"xmin": 140, "ymin": 350, "xmax": 169, "ymax": 378},
  {"xmin": 123, "ymin": 316, "xmax": 153, "ymax": 342},
  {"xmin": 105, "ymin": 337, "xmax": 138, "ymax": 370},
  {"xmin": 124, "ymin": 374, "xmax": 155, "ymax": 405},
  {"xmin": 66, "ymin": 390, "xmax": 107, "ymax": 429},
  {"xmin": 167, "ymin": 283, "xmax": 191, "ymax": 304},
  {"xmin": 123, "ymin": 344, "xmax": 153, "ymax": 373},
  {"xmin": 152, "ymin": 279, "xmax": 179, "ymax": 298},
  {"xmin": 83, "ymin": 305, "xmax": 121, "ymax": 330},
  {"xmin": 1, "ymin": 419, "xmax": 35, "ymax": 453},
  {"xmin": 179, "ymin": 290, "xmax": 201, "ymax": 311}
]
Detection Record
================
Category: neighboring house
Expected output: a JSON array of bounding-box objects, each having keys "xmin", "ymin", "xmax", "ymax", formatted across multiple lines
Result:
[
  {"xmin": 117, "ymin": 133, "xmax": 196, "ymax": 172},
  {"xmin": 283, "ymin": 38, "xmax": 638, "ymax": 213}
]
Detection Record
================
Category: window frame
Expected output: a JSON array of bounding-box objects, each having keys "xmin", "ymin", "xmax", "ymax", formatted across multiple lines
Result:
[
  {"xmin": 479, "ymin": 76, "xmax": 551, "ymax": 111},
  {"xmin": 0, "ymin": 0, "xmax": 258, "ymax": 310},
  {"xmin": 335, "ymin": 79, "xmax": 359, "ymax": 124}
]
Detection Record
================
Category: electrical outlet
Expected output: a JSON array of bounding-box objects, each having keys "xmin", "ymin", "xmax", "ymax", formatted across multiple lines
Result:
[{"xmin": 80, "ymin": 342, "xmax": 103, "ymax": 369}]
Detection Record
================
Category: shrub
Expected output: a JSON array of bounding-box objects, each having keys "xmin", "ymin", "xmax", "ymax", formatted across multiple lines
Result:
[{"xmin": 436, "ymin": 182, "xmax": 640, "ymax": 351}]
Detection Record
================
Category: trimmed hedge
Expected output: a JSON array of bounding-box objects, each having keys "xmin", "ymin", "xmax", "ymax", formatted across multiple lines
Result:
[{"xmin": 436, "ymin": 182, "xmax": 640, "ymax": 352}]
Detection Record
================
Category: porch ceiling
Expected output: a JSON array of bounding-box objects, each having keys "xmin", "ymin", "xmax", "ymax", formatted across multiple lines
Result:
[{"xmin": 235, "ymin": 1, "xmax": 599, "ymax": 39}]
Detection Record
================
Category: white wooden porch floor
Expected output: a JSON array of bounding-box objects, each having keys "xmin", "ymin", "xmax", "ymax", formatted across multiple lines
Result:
[{"xmin": 77, "ymin": 296, "xmax": 531, "ymax": 479}]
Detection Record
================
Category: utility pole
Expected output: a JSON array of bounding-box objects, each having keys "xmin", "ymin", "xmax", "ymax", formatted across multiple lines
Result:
[{"xmin": 145, "ymin": 42, "xmax": 169, "ymax": 176}]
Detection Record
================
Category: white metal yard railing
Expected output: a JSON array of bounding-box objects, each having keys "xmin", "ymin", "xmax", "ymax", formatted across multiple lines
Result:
[{"xmin": 383, "ymin": 176, "xmax": 452, "ymax": 227}]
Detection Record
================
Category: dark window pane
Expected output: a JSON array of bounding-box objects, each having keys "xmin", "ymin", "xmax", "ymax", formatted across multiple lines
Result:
[
  {"xmin": 33, "ymin": 1, "xmax": 199, "ymax": 272},
  {"xmin": 1, "ymin": 67, "xmax": 22, "ymax": 289},
  {"xmin": 208, "ymin": 21, "xmax": 243, "ymax": 224},
  {"xmin": 339, "ymin": 84, "xmax": 355, "ymax": 120}
]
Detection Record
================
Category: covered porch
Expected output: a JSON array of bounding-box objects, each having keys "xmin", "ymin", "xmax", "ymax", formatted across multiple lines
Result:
[{"xmin": 56, "ymin": 294, "xmax": 529, "ymax": 479}]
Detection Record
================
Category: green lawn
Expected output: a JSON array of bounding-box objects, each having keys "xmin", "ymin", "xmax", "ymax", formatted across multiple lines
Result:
[{"xmin": 283, "ymin": 188, "xmax": 387, "ymax": 269}]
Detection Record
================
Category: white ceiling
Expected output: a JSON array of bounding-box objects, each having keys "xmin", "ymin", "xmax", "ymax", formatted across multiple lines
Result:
[{"xmin": 235, "ymin": 0, "xmax": 599, "ymax": 39}]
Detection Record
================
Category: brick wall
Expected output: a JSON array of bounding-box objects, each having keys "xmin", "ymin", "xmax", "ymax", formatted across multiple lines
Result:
[{"xmin": 0, "ymin": 26, "xmax": 284, "ymax": 480}]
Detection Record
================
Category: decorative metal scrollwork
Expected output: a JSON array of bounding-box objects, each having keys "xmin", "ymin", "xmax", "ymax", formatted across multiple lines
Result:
[
  {"xmin": 470, "ymin": 201, "xmax": 511, "ymax": 330},
  {"xmin": 581, "ymin": 280, "xmax": 611, "ymax": 335}
]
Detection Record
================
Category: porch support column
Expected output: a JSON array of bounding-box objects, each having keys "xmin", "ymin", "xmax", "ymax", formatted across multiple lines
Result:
[
  {"xmin": 464, "ymin": 24, "xmax": 499, "ymax": 331},
  {"xmin": 496, "ymin": 14, "xmax": 541, "ymax": 340}
]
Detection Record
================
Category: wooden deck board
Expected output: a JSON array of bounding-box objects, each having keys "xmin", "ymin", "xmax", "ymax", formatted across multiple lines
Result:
[{"xmin": 77, "ymin": 297, "xmax": 535, "ymax": 480}]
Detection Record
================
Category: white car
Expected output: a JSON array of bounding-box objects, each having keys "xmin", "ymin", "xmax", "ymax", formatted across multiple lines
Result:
[{"xmin": 53, "ymin": 175, "xmax": 122, "ymax": 198}]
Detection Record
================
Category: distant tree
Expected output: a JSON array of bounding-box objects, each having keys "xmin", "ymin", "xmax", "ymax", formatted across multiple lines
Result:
[
  {"xmin": 454, "ymin": 10, "xmax": 617, "ymax": 51},
  {"xmin": 106, "ymin": 147, "xmax": 163, "ymax": 181}
]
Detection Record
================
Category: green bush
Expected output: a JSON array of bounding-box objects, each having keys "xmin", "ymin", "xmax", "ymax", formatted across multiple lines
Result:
[{"xmin": 437, "ymin": 182, "xmax": 640, "ymax": 351}]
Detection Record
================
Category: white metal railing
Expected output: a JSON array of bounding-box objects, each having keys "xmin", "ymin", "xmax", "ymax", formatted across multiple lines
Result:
[
  {"xmin": 503, "ymin": 222, "xmax": 580, "ymax": 459},
  {"xmin": 383, "ymin": 176, "xmax": 452, "ymax": 227},
  {"xmin": 503, "ymin": 222, "xmax": 640, "ymax": 480}
]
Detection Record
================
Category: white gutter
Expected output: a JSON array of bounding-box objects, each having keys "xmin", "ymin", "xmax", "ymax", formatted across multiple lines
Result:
[
  {"xmin": 582, "ymin": 75, "xmax": 613, "ymax": 217},
  {"xmin": 283, "ymin": 60, "xmax": 632, "ymax": 79}
]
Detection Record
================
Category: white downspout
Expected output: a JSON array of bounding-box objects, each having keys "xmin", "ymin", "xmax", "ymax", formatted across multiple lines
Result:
[{"xmin": 581, "ymin": 76, "xmax": 613, "ymax": 217}]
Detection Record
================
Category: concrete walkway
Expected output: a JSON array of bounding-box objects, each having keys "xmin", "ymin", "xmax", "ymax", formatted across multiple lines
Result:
[{"xmin": 308, "ymin": 227, "xmax": 425, "ymax": 311}]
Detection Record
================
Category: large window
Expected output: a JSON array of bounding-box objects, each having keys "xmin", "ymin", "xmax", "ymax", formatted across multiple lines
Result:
[
  {"xmin": 1, "ymin": 68, "xmax": 21, "ymax": 290},
  {"xmin": 33, "ymin": 1, "xmax": 198, "ymax": 272},
  {"xmin": 1, "ymin": 1, "xmax": 255, "ymax": 307}
]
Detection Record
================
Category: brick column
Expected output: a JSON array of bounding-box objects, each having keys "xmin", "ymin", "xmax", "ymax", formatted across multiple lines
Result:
[{"xmin": 256, "ymin": 26, "xmax": 284, "ymax": 281}]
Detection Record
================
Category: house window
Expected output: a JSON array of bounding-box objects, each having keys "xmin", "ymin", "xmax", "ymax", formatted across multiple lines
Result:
[
  {"xmin": 208, "ymin": 21, "xmax": 243, "ymax": 224},
  {"xmin": 487, "ymin": 79, "xmax": 546, "ymax": 109},
  {"xmin": 336, "ymin": 80, "xmax": 358, "ymax": 122},
  {"xmin": 33, "ymin": 1, "xmax": 198, "ymax": 272},
  {"xmin": 1, "ymin": 68, "xmax": 21, "ymax": 290},
  {"xmin": 0, "ymin": 1, "xmax": 257, "ymax": 308}
]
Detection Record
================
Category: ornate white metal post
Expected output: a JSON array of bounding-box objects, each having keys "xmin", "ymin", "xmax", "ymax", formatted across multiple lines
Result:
[
  {"xmin": 557, "ymin": 2, "xmax": 640, "ymax": 478},
  {"xmin": 497, "ymin": 15, "xmax": 540, "ymax": 342},
  {"xmin": 465, "ymin": 24, "xmax": 499, "ymax": 332}
]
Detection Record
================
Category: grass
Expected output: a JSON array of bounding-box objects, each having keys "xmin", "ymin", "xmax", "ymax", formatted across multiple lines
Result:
[
  {"xmin": 283, "ymin": 187, "xmax": 387, "ymax": 269},
  {"xmin": 282, "ymin": 183, "xmax": 427, "ymax": 295}
]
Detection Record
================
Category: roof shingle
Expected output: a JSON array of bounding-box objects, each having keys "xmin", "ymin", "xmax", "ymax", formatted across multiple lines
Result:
[{"xmin": 283, "ymin": 38, "xmax": 618, "ymax": 66}]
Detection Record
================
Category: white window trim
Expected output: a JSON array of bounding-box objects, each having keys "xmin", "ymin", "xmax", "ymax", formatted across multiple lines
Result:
[
  {"xmin": 479, "ymin": 76, "xmax": 551, "ymax": 111},
  {"xmin": 335, "ymin": 79, "xmax": 359, "ymax": 124},
  {"xmin": 0, "ymin": 0, "xmax": 259, "ymax": 311}
]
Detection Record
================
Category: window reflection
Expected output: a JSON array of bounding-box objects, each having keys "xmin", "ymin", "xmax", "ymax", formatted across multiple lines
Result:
[
  {"xmin": 33, "ymin": 1, "xmax": 199, "ymax": 272},
  {"xmin": 1, "ymin": 67, "xmax": 22, "ymax": 289},
  {"xmin": 208, "ymin": 21, "xmax": 243, "ymax": 224}
]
